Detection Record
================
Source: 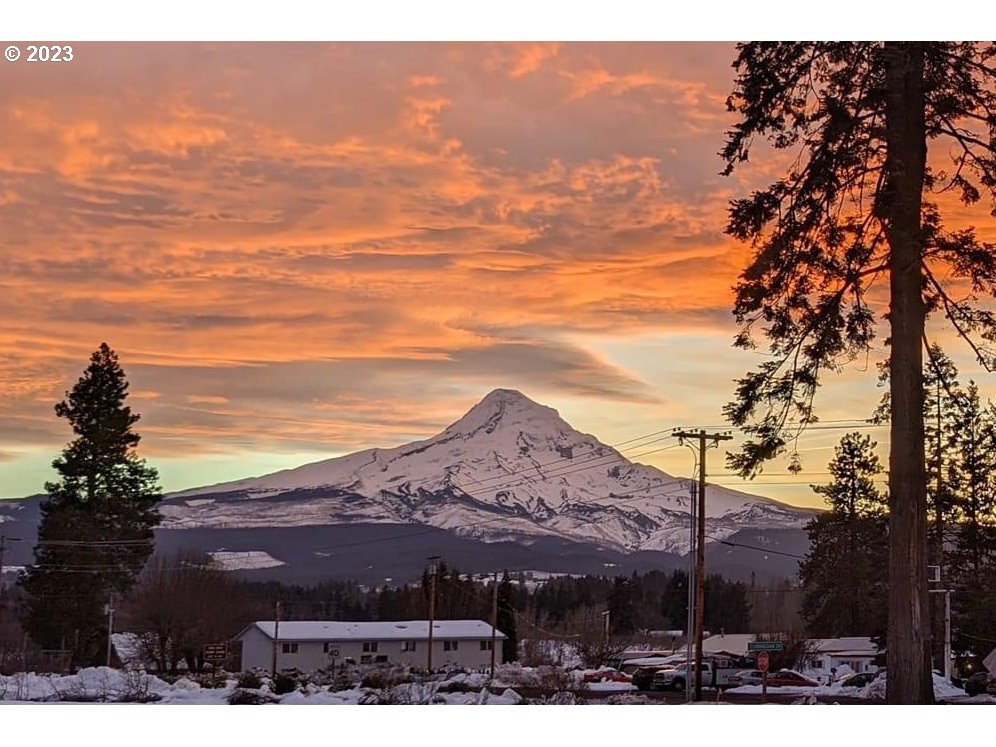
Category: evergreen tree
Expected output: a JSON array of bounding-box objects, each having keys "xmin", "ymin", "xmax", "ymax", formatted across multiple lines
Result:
[
  {"xmin": 703, "ymin": 574, "xmax": 752, "ymax": 634},
  {"xmin": 606, "ymin": 575, "xmax": 638, "ymax": 635},
  {"xmin": 721, "ymin": 42, "xmax": 996, "ymax": 703},
  {"xmin": 799, "ymin": 433, "xmax": 888, "ymax": 640},
  {"xmin": 876, "ymin": 345, "xmax": 963, "ymax": 567},
  {"xmin": 923, "ymin": 346, "xmax": 963, "ymax": 566},
  {"xmin": 20, "ymin": 343, "xmax": 161, "ymax": 667},
  {"xmin": 496, "ymin": 571, "xmax": 517, "ymax": 663},
  {"xmin": 944, "ymin": 383, "xmax": 996, "ymax": 656}
]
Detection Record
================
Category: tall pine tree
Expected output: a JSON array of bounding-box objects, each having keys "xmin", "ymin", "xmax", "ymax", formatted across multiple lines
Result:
[
  {"xmin": 20, "ymin": 343, "xmax": 161, "ymax": 667},
  {"xmin": 800, "ymin": 433, "xmax": 888, "ymax": 640},
  {"xmin": 944, "ymin": 382, "xmax": 996, "ymax": 656},
  {"xmin": 721, "ymin": 42, "xmax": 996, "ymax": 703}
]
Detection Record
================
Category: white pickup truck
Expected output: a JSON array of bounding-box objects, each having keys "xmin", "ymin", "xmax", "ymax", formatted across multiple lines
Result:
[{"xmin": 651, "ymin": 660, "xmax": 739, "ymax": 691}]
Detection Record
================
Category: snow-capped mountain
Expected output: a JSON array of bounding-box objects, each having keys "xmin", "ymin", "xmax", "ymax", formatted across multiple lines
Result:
[{"xmin": 162, "ymin": 389, "xmax": 813, "ymax": 554}]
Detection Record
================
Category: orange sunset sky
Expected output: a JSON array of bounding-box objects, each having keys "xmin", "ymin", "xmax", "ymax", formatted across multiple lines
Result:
[{"xmin": 1, "ymin": 41, "xmax": 994, "ymax": 508}]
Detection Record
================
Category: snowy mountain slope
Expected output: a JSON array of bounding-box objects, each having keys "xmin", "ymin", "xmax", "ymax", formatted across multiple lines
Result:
[{"xmin": 160, "ymin": 389, "xmax": 815, "ymax": 553}]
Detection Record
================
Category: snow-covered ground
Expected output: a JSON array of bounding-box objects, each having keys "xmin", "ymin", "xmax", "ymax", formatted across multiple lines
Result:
[
  {"xmin": 0, "ymin": 665, "xmax": 986, "ymax": 705},
  {"xmin": 0, "ymin": 667, "xmax": 523, "ymax": 705},
  {"xmin": 727, "ymin": 671, "xmax": 971, "ymax": 701},
  {"xmin": 1, "ymin": 668, "xmax": 977, "ymax": 747}
]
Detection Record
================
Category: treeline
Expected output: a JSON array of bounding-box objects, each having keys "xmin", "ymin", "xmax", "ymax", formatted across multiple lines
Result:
[
  {"xmin": 3, "ymin": 556, "xmax": 790, "ymax": 673},
  {"xmin": 800, "ymin": 345, "xmax": 996, "ymax": 660},
  {"xmin": 242, "ymin": 565, "xmax": 755, "ymax": 637}
]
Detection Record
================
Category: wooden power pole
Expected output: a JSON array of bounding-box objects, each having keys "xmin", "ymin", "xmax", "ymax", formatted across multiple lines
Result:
[
  {"xmin": 673, "ymin": 429, "xmax": 732, "ymax": 701},
  {"xmin": 426, "ymin": 555, "xmax": 440, "ymax": 672},
  {"xmin": 105, "ymin": 593, "xmax": 115, "ymax": 668},
  {"xmin": 490, "ymin": 570, "xmax": 499, "ymax": 679},
  {"xmin": 271, "ymin": 600, "xmax": 282, "ymax": 676}
]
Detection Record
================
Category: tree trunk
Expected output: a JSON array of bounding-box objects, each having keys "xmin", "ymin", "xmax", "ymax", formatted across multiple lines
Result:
[{"xmin": 883, "ymin": 41, "xmax": 934, "ymax": 705}]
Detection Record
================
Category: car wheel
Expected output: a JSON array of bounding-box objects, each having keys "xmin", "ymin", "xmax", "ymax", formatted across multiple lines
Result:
[{"xmin": 672, "ymin": 678, "xmax": 685, "ymax": 692}]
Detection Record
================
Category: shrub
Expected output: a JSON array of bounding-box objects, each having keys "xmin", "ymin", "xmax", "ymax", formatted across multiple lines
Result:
[
  {"xmin": 238, "ymin": 671, "xmax": 262, "ymax": 689},
  {"xmin": 184, "ymin": 671, "xmax": 229, "ymax": 689},
  {"xmin": 272, "ymin": 673, "xmax": 299, "ymax": 695},
  {"xmin": 328, "ymin": 672, "xmax": 357, "ymax": 692},
  {"xmin": 359, "ymin": 683, "xmax": 442, "ymax": 705},
  {"xmin": 228, "ymin": 688, "xmax": 278, "ymax": 705},
  {"xmin": 118, "ymin": 670, "xmax": 161, "ymax": 703}
]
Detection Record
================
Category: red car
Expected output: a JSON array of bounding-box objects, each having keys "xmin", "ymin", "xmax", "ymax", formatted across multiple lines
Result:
[
  {"xmin": 583, "ymin": 668, "xmax": 633, "ymax": 683},
  {"xmin": 764, "ymin": 669, "xmax": 820, "ymax": 687}
]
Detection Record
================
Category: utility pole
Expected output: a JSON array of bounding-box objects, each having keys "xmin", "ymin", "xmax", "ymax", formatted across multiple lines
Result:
[
  {"xmin": 928, "ymin": 586, "xmax": 952, "ymax": 681},
  {"xmin": 685, "ymin": 482, "xmax": 696, "ymax": 704},
  {"xmin": 673, "ymin": 429, "xmax": 732, "ymax": 701},
  {"xmin": 105, "ymin": 593, "xmax": 115, "ymax": 668},
  {"xmin": 490, "ymin": 570, "xmax": 499, "ymax": 680},
  {"xmin": 426, "ymin": 555, "xmax": 439, "ymax": 673},
  {"xmin": 271, "ymin": 600, "xmax": 282, "ymax": 677},
  {"xmin": 602, "ymin": 610, "xmax": 611, "ymax": 645},
  {"xmin": 0, "ymin": 535, "xmax": 22, "ymax": 663}
]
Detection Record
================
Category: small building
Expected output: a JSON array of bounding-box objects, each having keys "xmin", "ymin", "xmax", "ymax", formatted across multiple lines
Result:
[
  {"xmin": 804, "ymin": 637, "xmax": 881, "ymax": 676},
  {"xmin": 235, "ymin": 620, "xmax": 506, "ymax": 673}
]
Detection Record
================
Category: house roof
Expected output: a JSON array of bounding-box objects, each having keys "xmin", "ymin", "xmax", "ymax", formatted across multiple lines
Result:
[
  {"xmin": 809, "ymin": 637, "xmax": 879, "ymax": 655},
  {"xmin": 238, "ymin": 620, "xmax": 507, "ymax": 642},
  {"xmin": 701, "ymin": 633, "xmax": 755, "ymax": 655}
]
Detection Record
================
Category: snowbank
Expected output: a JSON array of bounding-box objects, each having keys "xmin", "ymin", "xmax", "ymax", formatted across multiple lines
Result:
[{"xmin": 0, "ymin": 668, "xmax": 525, "ymax": 705}]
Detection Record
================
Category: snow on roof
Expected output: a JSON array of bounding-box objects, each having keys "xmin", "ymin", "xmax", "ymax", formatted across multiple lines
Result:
[
  {"xmin": 242, "ymin": 620, "xmax": 507, "ymax": 642},
  {"xmin": 701, "ymin": 634, "xmax": 755, "ymax": 654},
  {"xmin": 809, "ymin": 637, "xmax": 879, "ymax": 655}
]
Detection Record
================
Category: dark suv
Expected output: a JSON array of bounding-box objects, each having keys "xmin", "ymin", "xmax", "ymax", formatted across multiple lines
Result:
[
  {"xmin": 964, "ymin": 671, "xmax": 996, "ymax": 696},
  {"xmin": 632, "ymin": 665, "xmax": 674, "ymax": 691}
]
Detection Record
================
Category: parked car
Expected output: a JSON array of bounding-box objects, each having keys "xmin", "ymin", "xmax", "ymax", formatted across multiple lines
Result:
[
  {"xmin": 652, "ymin": 660, "xmax": 740, "ymax": 691},
  {"xmin": 764, "ymin": 669, "xmax": 820, "ymax": 687},
  {"xmin": 964, "ymin": 671, "xmax": 996, "ymax": 696},
  {"xmin": 838, "ymin": 671, "xmax": 878, "ymax": 688},
  {"xmin": 632, "ymin": 664, "xmax": 675, "ymax": 691},
  {"xmin": 619, "ymin": 656, "xmax": 684, "ymax": 675},
  {"xmin": 727, "ymin": 669, "xmax": 765, "ymax": 687},
  {"xmin": 583, "ymin": 668, "xmax": 632, "ymax": 684}
]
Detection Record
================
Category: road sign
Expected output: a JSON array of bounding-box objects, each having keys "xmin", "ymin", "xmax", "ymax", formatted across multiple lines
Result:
[
  {"xmin": 757, "ymin": 651, "xmax": 770, "ymax": 673},
  {"xmin": 328, "ymin": 648, "xmax": 339, "ymax": 658},
  {"xmin": 748, "ymin": 640, "xmax": 783, "ymax": 652},
  {"xmin": 203, "ymin": 643, "xmax": 228, "ymax": 661}
]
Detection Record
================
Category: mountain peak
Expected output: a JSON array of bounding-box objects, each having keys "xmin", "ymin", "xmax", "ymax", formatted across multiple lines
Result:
[
  {"xmin": 444, "ymin": 388, "xmax": 562, "ymax": 438},
  {"xmin": 479, "ymin": 388, "xmax": 533, "ymax": 406}
]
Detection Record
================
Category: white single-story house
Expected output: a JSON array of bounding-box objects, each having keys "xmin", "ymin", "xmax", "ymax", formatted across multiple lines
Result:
[
  {"xmin": 803, "ymin": 637, "xmax": 881, "ymax": 676},
  {"xmin": 235, "ymin": 619, "xmax": 506, "ymax": 673}
]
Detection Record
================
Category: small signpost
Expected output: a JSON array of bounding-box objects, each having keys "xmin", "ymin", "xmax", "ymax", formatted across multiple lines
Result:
[
  {"xmin": 748, "ymin": 641, "xmax": 781, "ymax": 703},
  {"xmin": 203, "ymin": 642, "xmax": 228, "ymax": 664},
  {"xmin": 757, "ymin": 650, "xmax": 770, "ymax": 672}
]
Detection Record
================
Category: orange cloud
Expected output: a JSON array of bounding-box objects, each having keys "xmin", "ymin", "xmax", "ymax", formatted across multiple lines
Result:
[{"xmin": 0, "ymin": 42, "xmax": 991, "ymax": 507}]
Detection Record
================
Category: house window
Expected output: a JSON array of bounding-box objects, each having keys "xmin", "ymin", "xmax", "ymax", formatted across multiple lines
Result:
[
  {"xmin": 402, "ymin": 641, "xmax": 417, "ymax": 652},
  {"xmin": 360, "ymin": 655, "xmax": 372, "ymax": 664},
  {"xmin": 362, "ymin": 641, "xmax": 379, "ymax": 653},
  {"xmin": 281, "ymin": 643, "xmax": 298, "ymax": 654},
  {"xmin": 444, "ymin": 640, "xmax": 459, "ymax": 652},
  {"xmin": 323, "ymin": 642, "xmax": 340, "ymax": 655},
  {"xmin": 480, "ymin": 640, "xmax": 492, "ymax": 651},
  {"xmin": 812, "ymin": 660, "xmax": 823, "ymax": 668},
  {"xmin": 374, "ymin": 655, "xmax": 388, "ymax": 663}
]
